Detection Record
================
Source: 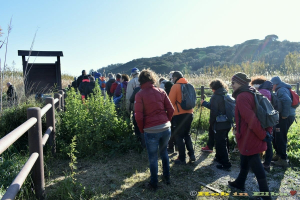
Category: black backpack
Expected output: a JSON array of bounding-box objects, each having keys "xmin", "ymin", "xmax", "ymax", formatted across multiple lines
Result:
[
  {"xmin": 176, "ymin": 83, "xmax": 196, "ymax": 111},
  {"xmin": 223, "ymin": 95, "xmax": 236, "ymax": 124}
]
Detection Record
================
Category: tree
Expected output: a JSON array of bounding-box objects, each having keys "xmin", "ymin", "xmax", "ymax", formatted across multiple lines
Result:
[{"xmin": 265, "ymin": 34, "xmax": 278, "ymax": 41}]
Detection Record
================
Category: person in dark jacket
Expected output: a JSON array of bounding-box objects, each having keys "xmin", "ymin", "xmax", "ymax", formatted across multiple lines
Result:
[
  {"xmin": 270, "ymin": 76, "xmax": 296, "ymax": 167},
  {"xmin": 164, "ymin": 81, "xmax": 173, "ymax": 96},
  {"xmin": 6, "ymin": 82, "xmax": 18, "ymax": 105},
  {"xmin": 251, "ymin": 76, "xmax": 273, "ymax": 171},
  {"xmin": 130, "ymin": 86, "xmax": 145, "ymax": 148},
  {"xmin": 86, "ymin": 76, "xmax": 96, "ymax": 98},
  {"xmin": 201, "ymin": 79, "xmax": 232, "ymax": 170},
  {"xmin": 134, "ymin": 69, "xmax": 174, "ymax": 190},
  {"xmin": 71, "ymin": 77, "xmax": 77, "ymax": 91},
  {"xmin": 77, "ymin": 70, "xmax": 87, "ymax": 88},
  {"xmin": 78, "ymin": 75, "xmax": 90, "ymax": 99},
  {"xmin": 229, "ymin": 72, "xmax": 271, "ymax": 200},
  {"xmin": 106, "ymin": 73, "xmax": 115, "ymax": 98},
  {"xmin": 114, "ymin": 74, "xmax": 129, "ymax": 113}
]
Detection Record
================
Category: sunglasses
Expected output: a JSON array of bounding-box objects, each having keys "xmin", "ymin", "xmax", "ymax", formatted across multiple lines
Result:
[{"xmin": 231, "ymin": 82, "xmax": 235, "ymax": 85}]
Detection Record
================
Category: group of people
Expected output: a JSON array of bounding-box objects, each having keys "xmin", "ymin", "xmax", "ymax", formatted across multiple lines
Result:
[{"xmin": 73, "ymin": 68, "xmax": 297, "ymax": 200}]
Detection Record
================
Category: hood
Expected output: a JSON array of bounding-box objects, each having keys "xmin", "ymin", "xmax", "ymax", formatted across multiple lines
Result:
[
  {"xmin": 275, "ymin": 81, "xmax": 291, "ymax": 91},
  {"xmin": 232, "ymin": 85, "xmax": 256, "ymax": 99},
  {"xmin": 108, "ymin": 78, "xmax": 115, "ymax": 83},
  {"xmin": 214, "ymin": 87, "xmax": 227, "ymax": 95},
  {"xmin": 141, "ymin": 81, "xmax": 154, "ymax": 89},
  {"xmin": 82, "ymin": 79, "xmax": 90, "ymax": 83},
  {"xmin": 259, "ymin": 81, "xmax": 273, "ymax": 91},
  {"xmin": 175, "ymin": 78, "xmax": 188, "ymax": 84}
]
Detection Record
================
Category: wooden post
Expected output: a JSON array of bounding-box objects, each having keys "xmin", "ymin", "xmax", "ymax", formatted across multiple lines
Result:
[
  {"xmin": 201, "ymin": 86, "xmax": 205, "ymax": 100},
  {"xmin": 58, "ymin": 90, "xmax": 64, "ymax": 111},
  {"xmin": 27, "ymin": 107, "xmax": 45, "ymax": 200},
  {"xmin": 54, "ymin": 93, "xmax": 61, "ymax": 111},
  {"xmin": 45, "ymin": 97, "xmax": 56, "ymax": 156}
]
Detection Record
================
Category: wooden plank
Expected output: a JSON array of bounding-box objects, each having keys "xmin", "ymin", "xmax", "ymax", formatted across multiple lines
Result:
[
  {"xmin": 198, "ymin": 181, "xmax": 222, "ymax": 193},
  {"xmin": 18, "ymin": 50, "xmax": 63, "ymax": 57}
]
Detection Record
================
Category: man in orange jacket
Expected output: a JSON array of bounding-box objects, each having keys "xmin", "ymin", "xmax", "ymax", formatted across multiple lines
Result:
[{"xmin": 169, "ymin": 71, "xmax": 195, "ymax": 164}]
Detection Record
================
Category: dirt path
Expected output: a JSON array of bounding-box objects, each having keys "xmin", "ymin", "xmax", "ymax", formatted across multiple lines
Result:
[{"xmin": 46, "ymin": 147, "xmax": 300, "ymax": 200}]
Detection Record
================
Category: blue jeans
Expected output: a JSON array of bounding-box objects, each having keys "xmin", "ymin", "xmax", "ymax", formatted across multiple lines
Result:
[{"xmin": 144, "ymin": 128, "xmax": 171, "ymax": 187}]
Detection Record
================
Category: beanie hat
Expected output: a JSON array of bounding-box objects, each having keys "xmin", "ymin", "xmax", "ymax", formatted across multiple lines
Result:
[
  {"xmin": 172, "ymin": 71, "xmax": 183, "ymax": 78},
  {"xmin": 131, "ymin": 68, "xmax": 140, "ymax": 75},
  {"xmin": 232, "ymin": 72, "xmax": 251, "ymax": 86},
  {"xmin": 270, "ymin": 76, "xmax": 282, "ymax": 85}
]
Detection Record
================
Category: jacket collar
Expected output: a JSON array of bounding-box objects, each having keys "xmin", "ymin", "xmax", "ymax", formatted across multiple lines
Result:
[
  {"xmin": 175, "ymin": 77, "xmax": 188, "ymax": 84},
  {"xmin": 214, "ymin": 87, "xmax": 227, "ymax": 95},
  {"xmin": 232, "ymin": 85, "xmax": 256, "ymax": 99},
  {"xmin": 141, "ymin": 81, "xmax": 154, "ymax": 89}
]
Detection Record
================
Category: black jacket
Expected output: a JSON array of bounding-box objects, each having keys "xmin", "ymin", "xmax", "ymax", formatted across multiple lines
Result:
[
  {"xmin": 78, "ymin": 81, "xmax": 90, "ymax": 99},
  {"xmin": 130, "ymin": 87, "xmax": 141, "ymax": 104},
  {"xmin": 106, "ymin": 78, "xmax": 115, "ymax": 97},
  {"xmin": 86, "ymin": 82, "xmax": 96, "ymax": 98},
  {"xmin": 202, "ymin": 87, "xmax": 231, "ymax": 130},
  {"xmin": 7, "ymin": 85, "xmax": 17, "ymax": 101},
  {"xmin": 77, "ymin": 75, "xmax": 83, "ymax": 88}
]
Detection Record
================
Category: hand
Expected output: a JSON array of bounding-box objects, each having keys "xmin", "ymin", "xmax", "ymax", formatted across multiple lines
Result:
[
  {"xmin": 201, "ymin": 99, "xmax": 204, "ymax": 105},
  {"xmin": 282, "ymin": 117, "xmax": 287, "ymax": 119}
]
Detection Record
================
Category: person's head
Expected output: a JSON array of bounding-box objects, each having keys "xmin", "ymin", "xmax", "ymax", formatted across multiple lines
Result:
[
  {"xmin": 131, "ymin": 68, "xmax": 140, "ymax": 77},
  {"xmin": 209, "ymin": 79, "xmax": 228, "ymax": 92},
  {"xmin": 270, "ymin": 76, "xmax": 282, "ymax": 91},
  {"xmin": 6, "ymin": 82, "xmax": 11, "ymax": 88},
  {"xmin": 121, "ymin": 74, "xmax": 129, "ymax": 82},
  {"xmin": 116, "ymin": 73, "xmax": 121, "ymax": 80},
  {"xmin": 74, "ymin": 77, "xmax": 77, "ymax": 81},
  {"xmin": 108, "ymin": 73, "xmax": 114, "ymax": 79},
  {"xmin": 159, "ymin": 78, "xmax": 167, "ymax": 84},
  {"xmin": 83, "ymin": 75, "xmax": 89, "ymax": 80},
  {"xmin": 82, "ymin": 70, "xmax": 86, "ymax": 76},
  {"xmin": 251, "ymin": 75, "xmax": 267, "ymax": 89},
  {"xmin": 169, "ymin": 71, "xmax": 174, "ymax": 81},
  {"xmin": 138, "ymin": 69, "xmax": 157, "ymax": 85},
  {"xmin": 89, "ymin": 76, "xmax": 95, "ymax": 82},
  {"xmin": 231, "ymin": 72, "xmax": 251, "ymax": 92},
  {"xmin": 172, "ymin": 71, "xmax": 183, "ymax": 83},
  {"xmin": 164, "ymin": 81, "xmax": 174, "ymax": 95}
]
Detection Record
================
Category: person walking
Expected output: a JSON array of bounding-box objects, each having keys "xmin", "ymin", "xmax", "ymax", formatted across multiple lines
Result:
[
  {"xmin": 270, "ymin": 76, "xmax": 296, "ymax": 167},
  {"xmin": 110, "ymin": 73, "xmax": 121, "ymax": 95},
  {"xmin": 201, "ymin": 79, "xmax": 232, "ymax": 170},
  {"xmin": 134, "ymin": 69, "xmax": 174, "ymax": 190},
  {"xmin": 228, "ymin": 72, "xmax": 271, "ymax": 200},
  {"xmin": 77, "ymin": 70, "xmax": 86, "ymax": 88},
  {"xmin": 106, "ymin": 73, "xmax": 115, "ymax": 98},
  {"xmin": 126, "ymin": 68, "xmax": 140, "ymax": 114},
  {"xmin": 78, "ymin": 75, "xmax": 90, "ymax": 99},
  {"xmin": 169, "ymin": 71, "xmax": 196, "ymax": 164},
  {"xmin": 114, "ymin": 74, "xmax": 129, "ymax": 114}
]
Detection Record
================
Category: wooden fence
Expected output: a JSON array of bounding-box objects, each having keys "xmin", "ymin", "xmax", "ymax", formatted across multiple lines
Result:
[
  {"xmin": 195, "ymin": 82, "xmax": 300, "ymax": 99},
  {"xmin": 0, "ymin": 90, "xmax": 66, "ymax": 200}
]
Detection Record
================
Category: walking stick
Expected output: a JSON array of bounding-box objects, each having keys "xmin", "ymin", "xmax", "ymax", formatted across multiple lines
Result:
[{"xmin": 194, "ymin": 86, "xmax": 205, "ymax": 151}]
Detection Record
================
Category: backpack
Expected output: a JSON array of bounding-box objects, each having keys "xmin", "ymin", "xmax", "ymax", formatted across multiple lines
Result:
[
  {"xmin": 271, "ymin": 93, "xmax": 283, "ymax": 113},
  {"xmin": 113, "ymin": 83, "xmax": 123, "ymax": 105},
  {"xmin": 252, "ymin": 91, "xmax": 279, "ymax": 128},
  {"xmin": 176, "ymin": 83, "xmax": 196, "ymax": 111},
  {"xmin": 223, "ymin": 94, "xmax": 236, "ymax": 124},
  {"xmin": 289, "ymin": 89, "xmax": 300, "ymax": 108},
  {"xmin": 98, "ymin": 77, "xmax": 106, "ymax": 90}
]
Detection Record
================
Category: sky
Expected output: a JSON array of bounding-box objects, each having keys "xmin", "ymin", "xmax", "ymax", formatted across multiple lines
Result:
[{"xmin": 1, "ymin": 0, "xmax": 300, "ymax": 76}]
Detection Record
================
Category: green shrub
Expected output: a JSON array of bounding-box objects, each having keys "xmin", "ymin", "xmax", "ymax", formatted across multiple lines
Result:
[{"xmin": 57, "ymin": 86, "xmax": 138, "ymax": 158}]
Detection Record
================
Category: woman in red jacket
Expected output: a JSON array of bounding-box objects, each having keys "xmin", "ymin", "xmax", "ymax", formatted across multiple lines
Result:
[
  {"xmin": 229, "ymin": 72, "xmax": 271, "ymax": 200},
  {"xmin": 134, "ymin": 69, "xmax": 174, "ymax": 190}
]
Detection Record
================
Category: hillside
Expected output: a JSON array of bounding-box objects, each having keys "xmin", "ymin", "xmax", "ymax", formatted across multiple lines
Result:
[{"xmin": 95, "ymin": 35, "xmax": 300, "ymax": 75}]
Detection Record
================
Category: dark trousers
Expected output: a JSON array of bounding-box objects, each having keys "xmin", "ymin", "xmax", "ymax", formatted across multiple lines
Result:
[
  {"xmin": 264, "ymin": 140, "xmax": 273, "ymax": 166},
  {"xmin": 207, "ymin": 125, "xmax": 230, "ymax": 152},
  {"xmin": 215, "ymin": 128, "xmax": 231, "ymax": 166},
  {"xmin": 168, "ymin": 119, "xmax": 176, "ymax": 150},
  {"xmin": 273, "ymin": 116, "xmax": 295, "ymax": 160},
  {"xmin": 132, "ymin": 114, "xmax": 145, "ymax": 148},
  {"xmin": 240, "ymin": 154, "xmax": 266, "ymax": 179},
  {"xmin": 173, "ymin": 113, "xmax": 194, "ymax": 161}
]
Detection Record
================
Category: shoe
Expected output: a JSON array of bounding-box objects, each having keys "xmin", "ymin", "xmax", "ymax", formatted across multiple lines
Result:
[
  {"xmin": 162, "ymin": 176, "xmax": 170, "ymax": 185},
  {"xmin": 214, "ymin": 157, "xmax": 221, "ymax": 164},
  {"xmin": 167, "ymin": 148, "xmax": 174, "ymax": 154},
  {"xmin": 228, "ymin": 180, "xmax": 245, "ymax": 191},
  {"xmin": 201, "ymin": 146, "xmax": 213, "ymax": 153},
  {"xmin": 263, "ymin": 163, "xmax": 270, "ymax": 172},
  {"xmin": 145, "ymin": 182, "xmax": 157, "ymax": 191},
  {"xmin": 216, "ymin": 164, "xmax": 231, "ymax": 171},
  {"xmin": 189, "ymin": 155, "xmax": 196, "ymax": 162},
  {"xmin": 273, "ymin": 158, "xmax": 289, "ymax": 167},
  {"xmin": 272, "ymin": 155, "xmax": 279, "ymax": 161},
  {"xmin": 173, "ymin": 158, "xmax": 186, "ymax": 165}
]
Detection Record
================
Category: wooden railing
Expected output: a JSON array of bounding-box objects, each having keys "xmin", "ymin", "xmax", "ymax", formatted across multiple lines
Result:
[
  {"xmin": 195, "ymin": 82, "xmax": 300, "ymax": 99},
  {"xmin": 0, "ymin": 90, "xmax": 66, "ymax": 200}
]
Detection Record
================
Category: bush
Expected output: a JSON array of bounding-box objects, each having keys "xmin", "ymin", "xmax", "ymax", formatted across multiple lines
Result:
[{"xmin": 57, "ymin": 85, "xmax": 138, "ymax": 158}]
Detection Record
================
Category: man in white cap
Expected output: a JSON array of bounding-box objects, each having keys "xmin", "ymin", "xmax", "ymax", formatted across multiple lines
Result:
[{"xmin": 126, "ymin": 68, "xmax": 140, "ymax": 113}]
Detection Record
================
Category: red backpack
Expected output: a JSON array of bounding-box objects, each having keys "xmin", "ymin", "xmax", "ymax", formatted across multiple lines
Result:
[{"xmin": 289, "ymin": 89, "xmax": 300, "ymax": 108}]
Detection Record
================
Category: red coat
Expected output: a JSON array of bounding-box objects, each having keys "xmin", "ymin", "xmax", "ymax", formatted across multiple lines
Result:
[
  {"xmin": 110, "ymin": 79, "xmax": 120, "ymax": 95},
  {"xmin": 235, "ymin": 91, "xmax": 271, "ymax": 155},
  {"xmin": 134, "ymin": 82, "xmax": 174, "ymax": 133}
]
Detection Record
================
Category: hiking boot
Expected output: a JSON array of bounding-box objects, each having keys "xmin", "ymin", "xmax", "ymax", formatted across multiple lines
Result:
[
  {"xmin": 145, "ymin": 182, "xmax": 158, "ymax": 191},
  {"xmin": 189, "ymin": 155, "xmax": 196, "ymax": 162},
  {"xmin": 273, "ymin": 158, "xmax": 289, "ymax": 167},
  {"xmin": 173, "ymin": 158, "xmax": 186, "ymax": 165},
  {"xmin": 201, "ymin": 145, "xmax": 213, "ymax": 153},
  {"xmin": 228, "ymin": 180, "xmax": 245, "ymax": 191},
  {"xmin": 272, "ymin": 154, "xmax": 280, "ymax": 161},
  {"xmin": 167, "ymin": 148, "xmax": 174, "ymax": 154},
  {"xmin": 216, "ymin": 164, "xmax": 231, "ymax": 171}
]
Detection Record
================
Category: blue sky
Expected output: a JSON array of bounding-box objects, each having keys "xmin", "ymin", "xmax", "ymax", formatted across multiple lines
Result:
[{"xmin": 1, "ymin": 0, "xmax": 300, "ymax": 76}]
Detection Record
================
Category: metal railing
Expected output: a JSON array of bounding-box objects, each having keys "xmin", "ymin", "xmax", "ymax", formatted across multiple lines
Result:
[
  {"xmin": 0, "ymin": 90, "xmax": 66, "ymax": 200},
  {"xmin": 195, "ymin": 82, "xmax": 300, "ymax": 99}
]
